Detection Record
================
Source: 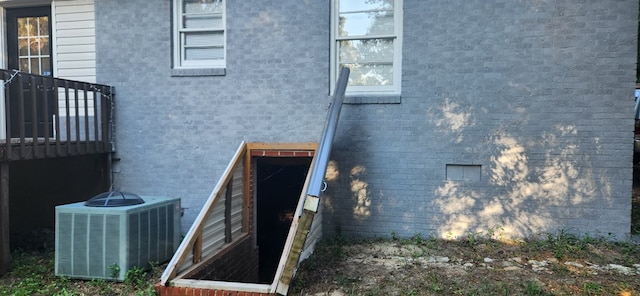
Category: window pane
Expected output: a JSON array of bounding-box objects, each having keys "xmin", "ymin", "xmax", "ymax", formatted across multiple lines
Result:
[
  {"xmin": 17, "ymin": 18, "xmax": 28, "ymax": 37},
  {"xmin": 185, "ymin": 47, "xmax": 224, "ymax": 60},
  {"xmin": 184, "ymin": 0, "xmax": 223, "ymax": 14},
  {"xmin": 41, "ymin": 38, "xmax": 50, "ymax": 55},
  {"xmin": 37, "ymin": 17, "xmax": 49, "ymax": 36},
  {"xmin": 30, "ymin": 37, "xmax": 44, "ymax": 55},
  {"xmin": 340, "ymin": 62, "xmax": 393, "ymax": 86},
  {"xmin": 41, "ymin": 57, "xmax": 51, "ymax": 76},
  {"xmin": 25, "ymin": 17, "xmax": 36, "ymax": 36},
  {"xmin": 339, "ymin": 0, "xmax": 393, "ymax": 13},
  {"xmin": 19, "ymin": 58, "xmax": 29, "ymax": 72},
  {"xmin": 31, "ymin": 57, "xmax": 41, "ymax": 75},
  {"xmin": 184, "ymin": 14, "xmax": 223, "ymax": 29},
  {"xmin": 184, "ymin": 31, "xmax": 223, "ymax": 46},
  {"xmin": 18, "ymin": 38, "xmax": 29, "ymax": 56},
  {"xmin": 339, "ymin": 11, "xmax": 394, "ymax": 37},
  {"xmin": 339, "ymin": 39, "xmax": 393, "ymax": 64}
]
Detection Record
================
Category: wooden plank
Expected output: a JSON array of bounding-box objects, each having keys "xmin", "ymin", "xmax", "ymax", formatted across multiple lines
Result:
[
  {"xmin": 73, "ymin": 85, "xmax": 80, "ymax": 154},
  {"xmin": 17, "ymin": 74, "xmax": 25, "ymax": 158},
  {"xmin": 82, "ymin": 84, "xmax": 90, "ymax": 153},
  {"xmin": 276, "ymin": 209, "xmax": 314, "ymax": 295},
  {"xmin": 193, "ymin": 235, "xmax": 202, "ymax": 264},
  {"xmin": 170, "ymin": 279, "xmax": 271, "ymax": 293},
  {"xmin": 54, "ymin": 80, "xmax": 61, "ymax": 156},
  {"xmin": 301, "ymin": 208, "xmax": 322, "ymax": 261},
  {"xmin": 93, "ymin": 90, "xmax": 99, "ymax": 152},
  {"xmin": 4, "ymin": 72, "xmax": 12, "ymax": 161},
  {"xmin": 64, "ymin": 81, "xmax": 71, "ymax": 155},
  {"xmin": 246, "ymin": 142, "xmax": 317, "ymax": 151},
  {"xmin": 29, "ymin": 76, "xmax": 38, "ymax": 158},
  {"xmin": 242, "ymin": 147, "xmax": 251, "ymax": 232},
  {"xmin": 100, "ymin": 86, "xmax": 110, "ymax": 151},
  {"xmin": 224, "ymin": 179, "xmax": 232, "ymax": 243},
  {"xmin": 0, "ymin": 162, "xmax": 10, "ymax": 275},
  {"xmin": 41, "ymin": 77, "xmax": 51, "ymax": 157}
]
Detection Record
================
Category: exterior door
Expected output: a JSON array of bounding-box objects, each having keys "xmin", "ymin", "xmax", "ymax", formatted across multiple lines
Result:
[{"xmin": 6, "ymin": 6, "xmax": 55, "ymax": 137}]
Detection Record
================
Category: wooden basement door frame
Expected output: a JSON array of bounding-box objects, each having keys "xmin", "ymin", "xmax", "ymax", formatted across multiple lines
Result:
[
  {"xmin": 159, "ymin": 141, "xmax": 319, "ymax": 294},
  {"xmin": 158, "ymin": 67, "xmax": 349, "ymax": 296}
]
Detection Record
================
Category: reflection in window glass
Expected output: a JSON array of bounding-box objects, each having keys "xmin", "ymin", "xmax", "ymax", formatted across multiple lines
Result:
[
  {"xmin": 339, "ymin": 11, "xmax": 394, "ymax": 37},
  {"xmin": 339, "ymin": 0, "xmax": 393, "ymax": 12},
  {"xmin": 339, "ymin": 39, "xmax": 393, "ymax": 63},
  {"xmin": 341, "ymin": 63, "xmax": 393, "ymax": 87}
]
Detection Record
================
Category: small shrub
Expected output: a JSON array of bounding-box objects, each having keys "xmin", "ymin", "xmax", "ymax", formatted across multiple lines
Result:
[{"xmin": 109, "ymin": 263, "xmax": 121, "ymax": 280}]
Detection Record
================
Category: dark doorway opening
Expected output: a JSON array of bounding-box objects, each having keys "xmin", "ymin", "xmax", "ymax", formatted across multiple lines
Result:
[{"xmin": 255, "ymin": 156, "xmax": 312, "ymax": 284}]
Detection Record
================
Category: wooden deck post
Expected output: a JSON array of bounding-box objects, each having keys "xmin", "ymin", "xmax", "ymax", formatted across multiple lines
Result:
[{"xmin": 0, "ymin": 162, "xmax": 10, "ymax": 275}]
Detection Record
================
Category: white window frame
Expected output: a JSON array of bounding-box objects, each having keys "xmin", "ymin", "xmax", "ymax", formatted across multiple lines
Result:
[
  {"xmin": 330, "ymin": 0, "xmax": 402, "ymax": 95},
  {"xmin": 172, "ymin": 0, "xmax": 226, "ymax": 69}
]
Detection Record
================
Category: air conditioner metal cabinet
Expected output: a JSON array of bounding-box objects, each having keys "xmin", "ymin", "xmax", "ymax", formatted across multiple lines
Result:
[{"xmin": 55, "ymin": 196, "xmax": 181, "ymax": 281}]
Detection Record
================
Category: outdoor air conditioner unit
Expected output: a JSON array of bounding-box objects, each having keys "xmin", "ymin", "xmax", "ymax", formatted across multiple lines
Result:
[{"xmin": 55, "ymin": 194, "xmax": 181, "ymax": 281}]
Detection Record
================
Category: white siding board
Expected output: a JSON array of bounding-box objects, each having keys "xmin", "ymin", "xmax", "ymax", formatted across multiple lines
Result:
[
  {"xmin": 201, "ymin": 203, "xmax": 226, "ymax": 258},
  {"xmin": 56, "ymin": 11, "xmax": 93, "ymax": 21},
  {"xmin": 54, "ymin": 4, "xmax": 94, "ymax": 13},
  {"xmin": 57, "ymin": 44, "xmax": 95, "ymax": 53},
  {"xmin": 55, "ymin": 75, "xmax": 96, "ymax": 82},
  {"xmin": 58, "ymin": 52, "xmax": 96, "ymax": 62},
  {"xmin": 55, "ymin": 0, "xmax": 94, "ymax": 7},
  {"xmin": 56, "ymin": 27, "xmax": 96, "ymax": 38},
  {"xmin": 55, "ymin": 3, "xmax": 94, "ymax": 13},
  {"xmin": 53, "ymin": 0, "xmax": 96, "ymax": 83},
  {"xmin": 57, "ymin": 68, "xmax": 95, "ymax": 77},
  {"xmin": 55, "ymin": 20, "xmax": 94, "ymax": 30}
]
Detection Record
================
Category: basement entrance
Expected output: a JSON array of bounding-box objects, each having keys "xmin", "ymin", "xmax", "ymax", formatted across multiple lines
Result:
[
  {"xmin": 256, "ymin": 157, "xmax": 312, "ymax": 283},
  {"xmin": 158, "ymin": 68, "xmax": 350, "ymax": 295}
]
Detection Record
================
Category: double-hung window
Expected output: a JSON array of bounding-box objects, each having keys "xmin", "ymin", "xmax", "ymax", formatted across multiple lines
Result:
[
  {"xmin": 331, "ymin": 0, "xmax": 402, "ymax": 95},
  {"xmin": 173, "ymin": 0, "xmax": 225, "ymax": 69}
]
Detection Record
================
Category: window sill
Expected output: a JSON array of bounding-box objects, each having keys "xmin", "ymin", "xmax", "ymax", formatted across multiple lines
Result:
[
  {"xmin": 171, "ymin": 68, "xmax": 226, "ymax": 77},
  {"xmin": 343, "ymin": 95, "xmax": 402, "ymax": 104}
]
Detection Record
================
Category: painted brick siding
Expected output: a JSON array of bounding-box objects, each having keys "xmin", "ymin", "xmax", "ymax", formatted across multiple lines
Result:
[
  {"xmin": 323, "ymin": 0, "xmax": 638, "ymax": 239},
  {"xmin": 96, "ymin": 0, "xmax": 638, "ymax": 240},
  {"xmin": 94, "ymin": 0, "xmax": 330, "ymax": 233}
]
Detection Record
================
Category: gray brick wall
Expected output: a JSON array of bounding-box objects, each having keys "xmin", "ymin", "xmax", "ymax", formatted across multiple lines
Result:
[
  {"xmin": 95, "ymin": 0, "xmax": 330, "ymax": 233},
  {"xmin": 96, "ymin": 0, "xmax": 637, "ymax": 239}
]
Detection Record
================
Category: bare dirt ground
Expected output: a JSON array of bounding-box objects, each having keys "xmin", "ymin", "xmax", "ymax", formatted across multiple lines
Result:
[{"xmin": 290, "ymin": 235, "xmax": 640, "ymax": 295}]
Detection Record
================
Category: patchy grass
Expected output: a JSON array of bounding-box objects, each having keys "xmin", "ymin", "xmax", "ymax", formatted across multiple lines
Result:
[
  {"xmin": 291, "ymin": 232, "xmax": 640, "ymax": 295},
  {"xmin": 0, "ymin": 250, "xmax": 161, "ymax": 296},
  {"xmin": 1, "ymin": 230, "xmax": 640, "ymax": 296}
]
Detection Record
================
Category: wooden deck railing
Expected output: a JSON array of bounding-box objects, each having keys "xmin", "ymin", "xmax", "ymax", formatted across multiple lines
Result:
[{"xmin": 0, "ymin": 69, "xmax": 115, "ymax": 161}]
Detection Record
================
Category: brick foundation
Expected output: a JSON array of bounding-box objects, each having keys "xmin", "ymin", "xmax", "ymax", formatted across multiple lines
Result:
[
  {"xmin": 154, "ymin": 284, "xmax": 275, "ymax": 296},
  {"xmin": 155, "ymin": 235, "xmax": 267, "ymax": 296},
  {"xmin": 185, "ymin": 235, "xmax": 259, "ymax": 282}
]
